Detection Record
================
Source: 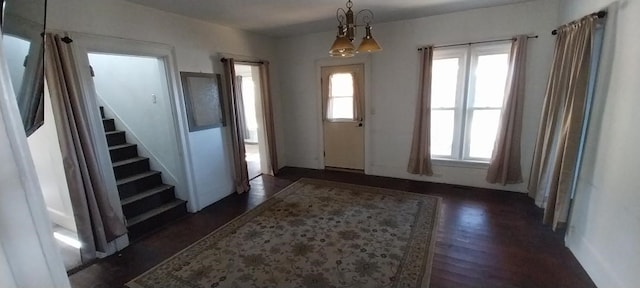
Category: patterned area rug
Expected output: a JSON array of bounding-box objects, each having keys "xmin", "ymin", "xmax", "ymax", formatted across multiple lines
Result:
[{"xmin": 127, "ymin": 178, "xmax": 440, "ymax": 288}]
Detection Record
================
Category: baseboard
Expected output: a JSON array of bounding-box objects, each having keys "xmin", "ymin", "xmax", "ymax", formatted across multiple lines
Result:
[
  {"xmin": 567, "ymin": 234, "xmax": 625, "ymax": 288},
  {"xmin": 368, "ymin": 164, "xmax": 527, "ymax": 193},
  {"xmin": 47, "ymin": 208, "xmax": 76, "ymax": 232}
]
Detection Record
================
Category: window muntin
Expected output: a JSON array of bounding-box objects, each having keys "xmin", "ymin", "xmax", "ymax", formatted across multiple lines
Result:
[{"xmin": 430, "ymin": 43, "xmax": 511, "ymax": 162}]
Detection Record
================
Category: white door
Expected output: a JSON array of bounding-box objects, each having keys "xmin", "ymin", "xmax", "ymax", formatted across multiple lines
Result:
[{"xmin": 321, "ymin": 64, "xmax": 365, "ymax": 170}]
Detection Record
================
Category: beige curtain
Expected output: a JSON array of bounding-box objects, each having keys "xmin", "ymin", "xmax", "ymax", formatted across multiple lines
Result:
[
  {"xmin": 324, "ymin": 68, "xmax": 362, "ymax": 122},
  {"xmin": 529, "ymin": 16, "xmax": 596, "ymax": 230},
  {"xmin": 352, "ymin": 71, "xmax": 363, "ymax": 122},
  {"xmin": 44, "ymin": 33, "xmax": 127, "ymax": 262},
  {"xmin": 222, "ymin": 58, "xmax": 250, "ymax": 193},
  {"xmin": 235, "ymin": 76, "xmax": 250, "ymax": 138},
  {"xmin": 258, "ymin": 62, "xmax": 279, "ymax": 175},
  {"xmin": 486, "ymin": 35, "xmax": 528, "ymax": 184},
  {"xmin": 408, "ymin": 46, "xmax": 434, "ymax": 176}
]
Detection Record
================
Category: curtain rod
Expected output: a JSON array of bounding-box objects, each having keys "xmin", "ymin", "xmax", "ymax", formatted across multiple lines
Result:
[
  {"xmin": 552, "ymin": 10, "xmax": 607, "ymax": 35},
  {"xmin": 417, "ymin": 35, "xmax": 538, "ymax": 51},
  {"xmin": 220, "ymin": 57, "xmax": 266, "ymax": 65}
]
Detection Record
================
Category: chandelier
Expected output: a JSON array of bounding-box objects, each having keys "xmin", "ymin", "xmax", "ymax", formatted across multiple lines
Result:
[{"xmin": 329, "ymin": 0, "xmax": 382, "ymax": 57}]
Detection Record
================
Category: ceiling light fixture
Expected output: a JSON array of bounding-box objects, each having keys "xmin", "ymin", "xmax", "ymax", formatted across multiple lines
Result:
[{"xmin": 329, "ymin": 0, "xmax": 382, "ymax": 57}]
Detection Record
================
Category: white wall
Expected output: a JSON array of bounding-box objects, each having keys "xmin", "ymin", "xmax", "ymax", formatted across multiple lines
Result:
[
  {"xmin": 277, "ymin": 0, "xmax": 559, "ymax": 192},
  {"xmin": 0, "ymin": 245, "xmax": 17, "ymax": 288},
  {"xmin": 47, "ymin": 0, "xmax": 285, "ymax": 210},
  {"xmin": 27, "ymin": 85, "xmax": 76, "ymax": 232},
  {"xmin": 89, "ymin": 53, "xmax": 183, "ymax": 197},
  {"xmin": 560, "ymin": 1, "xmax": 640, "ymax": 287}
]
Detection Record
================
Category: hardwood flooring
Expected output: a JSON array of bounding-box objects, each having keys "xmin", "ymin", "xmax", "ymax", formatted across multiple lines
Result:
[{"xmin": 68, "ymin": 167, "xmax": 595, "ymax": 288}]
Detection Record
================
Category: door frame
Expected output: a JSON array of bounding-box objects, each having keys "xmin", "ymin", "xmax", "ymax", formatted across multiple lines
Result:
[
  {"xmin": 67, "ymin": 32, "xmax": 199, "ymax": 214},
  {"xmin": 315, "ymin": 55, "xmax": 372, "ymax": 173}
]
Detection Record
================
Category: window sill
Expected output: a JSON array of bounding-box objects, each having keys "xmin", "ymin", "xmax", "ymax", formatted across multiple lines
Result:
[{"xmin": 432, "ymin": 158, "xmax": 490, "ymax": 169}]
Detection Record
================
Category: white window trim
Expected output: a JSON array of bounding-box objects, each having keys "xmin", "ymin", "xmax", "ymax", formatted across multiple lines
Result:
[{"xmin": 432, "ymin": 42, "xmax": 511, "ymax": 163}]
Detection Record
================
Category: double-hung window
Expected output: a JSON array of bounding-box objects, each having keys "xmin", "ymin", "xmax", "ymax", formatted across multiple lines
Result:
[{"xmin": 430, "ymin": 42, "xmax": 511, "ymax": 162}]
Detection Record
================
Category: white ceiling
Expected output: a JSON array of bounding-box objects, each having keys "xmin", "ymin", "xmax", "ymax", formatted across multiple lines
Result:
[{"xmin": 125, "ymin": 0, "xmax": 534, "ymax": 37}]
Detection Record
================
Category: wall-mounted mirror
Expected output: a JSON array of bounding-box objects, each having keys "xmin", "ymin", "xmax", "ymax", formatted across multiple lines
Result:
[{"xmin": 2, "ymin": 0, "xmax": 45, "ymax": 136}]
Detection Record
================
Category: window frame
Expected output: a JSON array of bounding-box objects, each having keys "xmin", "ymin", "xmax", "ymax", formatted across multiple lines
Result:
[{"xmin": 431, "ymin": 42, "xmax": 511, "ymax": 163}]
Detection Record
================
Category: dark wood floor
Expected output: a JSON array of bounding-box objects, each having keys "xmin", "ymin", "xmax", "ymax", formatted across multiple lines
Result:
[{"xmin": 69, "ymin": 167, "xmax": 595, "ymax": 288}]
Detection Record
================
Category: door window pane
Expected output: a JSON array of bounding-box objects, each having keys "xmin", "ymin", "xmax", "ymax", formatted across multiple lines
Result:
[
  {"xmin": 330, "ymin": 73, "xmax": 353, "ymax": 96},
  {"xmin": 473, "ymin": 54, "xmax": 509, "ymax": 108},
  {"xmin": 431, "ymin": 58, "xmax": 459, "ymax": 108},
  {"xmin": 327, "ymin": 73, "xmax": 355, "ymax": 120},
  {"xmin": 431, "ymin": 110, "xmax": 455, "ymax": 157},
  {"xmin": 328, "ymin": 97, "xmax": 353, "ymax": 120},
  {"xmin": 468, "ymin": 109, "xmax": 501, "ymax": 159}
]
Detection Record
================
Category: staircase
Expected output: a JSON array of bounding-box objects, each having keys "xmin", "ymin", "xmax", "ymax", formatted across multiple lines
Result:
[{"xmin": 100, "ymin": 107, "xmax": 187, "ymax": 240}]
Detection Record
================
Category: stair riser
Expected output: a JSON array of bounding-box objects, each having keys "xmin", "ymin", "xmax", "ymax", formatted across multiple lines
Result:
[
  {"xmin": 109, "ymin": 145, "xmax": 138, "ymax": 162},
  {"xmin": 114, "ymin": 159, "xmax": 150, "ymax": 180},
  {"xmin": 103, "ymin": 119, "xmax": 115, "ymax": 132},
  {"xmin": 127, "ymin": 202, "xmax": 187, "ymax": 240},
  {"xmin": 118, "ymin": 174, "xmax": 162, "ymax": 199},
  {"xmin": 99, "ymin": 107, "xmax": 105, "ymax": 119},
  {"xmin": 106, "ymin": 132, "xmax": 126, "ymax": 147},
  {"xmin": 122, "ymin": 188, "xmax": 176, "ymax": 218}
]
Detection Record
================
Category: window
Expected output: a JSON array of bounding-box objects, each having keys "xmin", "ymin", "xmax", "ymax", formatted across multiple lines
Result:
[
  {"xmin": 327, "ymin": 73, "xmax": 355, "ymax": 120},
  {"xmin": 430, "ymin": 43, "xmax": 511, "ymax": 162}
]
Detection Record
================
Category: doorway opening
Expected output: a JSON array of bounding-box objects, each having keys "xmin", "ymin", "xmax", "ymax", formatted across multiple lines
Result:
[
  {"xmin": 234, "ymin": 63, "xmax": 269, "ymax": 180},
  {"xmin": 86, "ymin": 52, "xmax": 188, "ymax": 239}
]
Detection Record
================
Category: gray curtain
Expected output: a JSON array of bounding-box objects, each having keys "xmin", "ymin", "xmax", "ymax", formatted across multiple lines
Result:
[
  {"xmin": 528, "ymin": 16, "xmax": 596, "ymax": 230},
  {"xmin": 222, "ymin": 58, "xmax": 250, "ymax": 193},
  {"xmin": 486, "ymin": 35, "xmax": 528, "ymax": 184},
  {"xmin": 258, "ymin": 62, "xmax": 279, "ymax": 175},
  {"xmin": 44, "ymin": 33, "xmax": 127, "ymax": 262},
  {"xmin": 408, "ymin": 46, "xmax": 434, "ymax": 176}
]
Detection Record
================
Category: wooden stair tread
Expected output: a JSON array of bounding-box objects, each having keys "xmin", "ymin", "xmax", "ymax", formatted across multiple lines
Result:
[
  {"xmin": 109, "ymin": 143, "xmax": 136, "ymax": 150},
  {"xmin": 121, "ymin": 184, "xmax": 173, "ymax": 205},
  {"xmin": 126, "ymin": 199, "xmax": 185, "ymax": 227},
  {"xmin": 116, "ymin": 170, "xmax": 160, "ymax": 186},
  {"xmin": 105, "ymin": 130, "xmax": 124, "ymax": 135},
  {"xmin": 112, "ymin": 156, "xmax": 148, "ymax": 168}
]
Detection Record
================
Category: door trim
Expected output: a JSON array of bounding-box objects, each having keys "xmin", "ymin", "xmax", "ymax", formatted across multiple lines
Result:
[{"xmin": 315, "ymin": 55, "xmax": 372, "ymax": 173}]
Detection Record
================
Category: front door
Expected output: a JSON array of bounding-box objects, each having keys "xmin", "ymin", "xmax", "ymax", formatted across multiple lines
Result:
[{"xmin": 321, "ymin": 64, "xmax": 365, "ymax": 171}]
